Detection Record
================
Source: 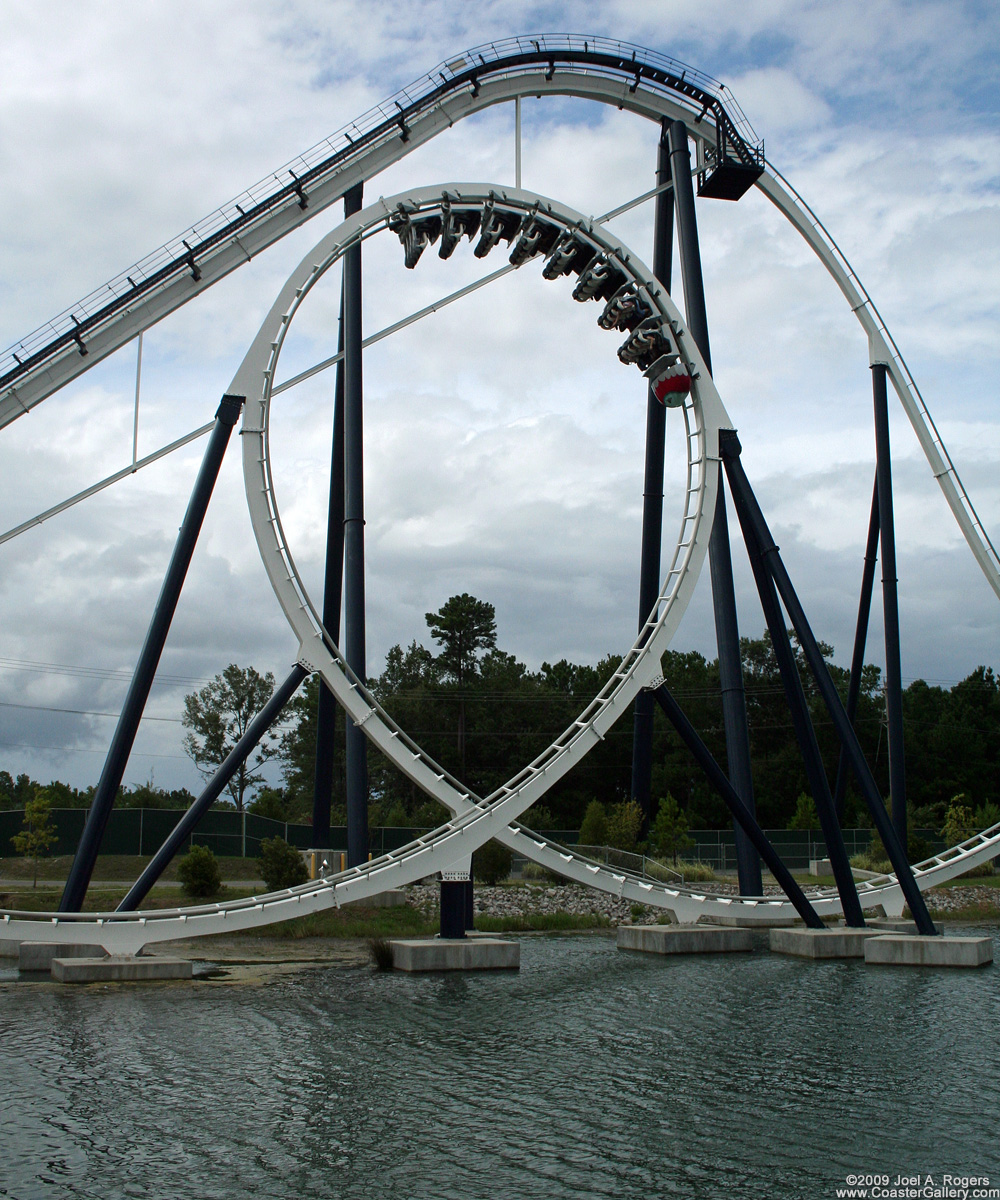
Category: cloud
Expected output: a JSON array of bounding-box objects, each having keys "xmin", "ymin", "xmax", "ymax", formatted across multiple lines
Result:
[{"xmin": 0, "ymin": 2, "xmax": 996, "ymax": 792}]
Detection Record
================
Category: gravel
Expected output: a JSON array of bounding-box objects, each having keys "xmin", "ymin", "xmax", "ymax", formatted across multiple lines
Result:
[{"xmin": 402, "ymin": 880, "xmax": 1000, "ymax": 925}]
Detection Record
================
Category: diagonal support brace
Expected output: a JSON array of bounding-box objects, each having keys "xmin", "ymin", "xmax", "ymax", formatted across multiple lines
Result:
[
  {"xmin": 650, "ymin": 683, "xmax": 824, "ymax": 928},
  {"xmin": 718, "ymin": 429, "xmax": 936, "ymax": 935}
]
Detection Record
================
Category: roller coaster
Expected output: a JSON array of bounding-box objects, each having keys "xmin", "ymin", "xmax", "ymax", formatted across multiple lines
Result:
[{"xmin": 2, "ymin": 35, "xmax": 998, "ymax": 957}]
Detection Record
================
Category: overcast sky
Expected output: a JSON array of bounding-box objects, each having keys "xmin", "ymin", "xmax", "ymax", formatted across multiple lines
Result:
[{"xmin": 0, "ymin": 0, "xmax": 997, "ymax": 795}]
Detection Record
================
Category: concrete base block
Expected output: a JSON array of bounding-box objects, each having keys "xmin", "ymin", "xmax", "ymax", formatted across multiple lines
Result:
[
  {"xmin": 618, "ymin": 925, "xmax": 753, "ymax": 954},
  {"xmin": 19, "ymin": 942, "xmax": 108, "ymax": 972},
  {"xmin": 702, "ymin": 912, "xmax": 796, "ymax": 928},
  {"xmin": 770, "ymin": 927, "xmax": 884, "ymax": 959},
  {"xmin": 51, "ymin": 955, "xmax": 193, "ymax": 983},
  {"xmin": 0, "ymin": 938, "xmax": 23, "ymax": 958},
  {"xmin": 864, "ymin": 918, "xmax": 920, "ymax": 934},
  {"xmin": 865, "ymin": 935, "xmax": 993, "ymax": 968},
  {"xmin": 389, "ymin": 938, "xmax": 519, "ymax": 972}
]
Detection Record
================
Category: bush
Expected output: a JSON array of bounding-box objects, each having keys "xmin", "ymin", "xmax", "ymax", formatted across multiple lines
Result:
[
  {"xmin": 258, "ymin": 836, "xmax": 308, "ymax": 891},
  {"xmin": 178, "ymin": 844, "xmax": 222, "ymax": 898},
  {"xmin": 472, "ymin": 839, "xmax": 512, "ymax": 885},
  {"xmin": 607, "ymin": 799, "xmax": 643, "ymax": 853},
  {"xmin": 578, "ymin": 800, "xmax": 608, "ymax": 847}
]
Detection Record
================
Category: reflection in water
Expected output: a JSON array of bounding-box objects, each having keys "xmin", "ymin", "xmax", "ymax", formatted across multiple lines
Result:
[{"xmin": 1, "ymin": 932, "xmax": 998, "ymax": 1199}]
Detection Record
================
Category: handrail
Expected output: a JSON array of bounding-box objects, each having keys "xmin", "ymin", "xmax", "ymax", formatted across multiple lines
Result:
[{"xmin": 0, "ymin": 34, "xmax": 760, "ymax": 403}]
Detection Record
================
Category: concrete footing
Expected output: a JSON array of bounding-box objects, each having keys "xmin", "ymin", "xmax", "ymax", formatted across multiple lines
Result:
[
  {"xmin": 770, "ymin": 927, "xmax": 884, "ymax": 959},
  {"xmin": 51, "ymin": 955, "xmax": 193, "ymax": 983},
  {"xmin": 19, "ymin": 942, "xmax": 108, "ymax": 972},
  {"xmin": 864, "ymin": 918, "xmax": 920, "ymax": 934},
  {"xmin": 0, "ymin": 938, "xmax": 22, "ymax": 958},
  {"xmin": 702, "ymin": 912, "xmax": 795, "ymax": 928},
  {"xmin": 389, "ymin": 937, "xmax": 519, "ymax": 972},
  {"xmin": 618, "ymin": 925, "xmax": 753, "ymax": 954},
  {"xmin": 865, "ymin": 935, "xmax": 993, "ymax": 968}
]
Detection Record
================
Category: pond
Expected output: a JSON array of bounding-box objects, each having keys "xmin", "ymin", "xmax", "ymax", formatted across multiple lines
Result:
[{"xmin": 1, "ymin": 930, "xmax": 998, "ymax": 1199}]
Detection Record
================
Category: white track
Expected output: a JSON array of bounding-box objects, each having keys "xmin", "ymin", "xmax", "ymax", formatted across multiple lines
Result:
[{"xmin": 2, "ymin": 37, "xmax": 997, "ymax": 953}]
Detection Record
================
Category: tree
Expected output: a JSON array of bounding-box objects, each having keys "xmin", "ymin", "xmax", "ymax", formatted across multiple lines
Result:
[
  {"xmin": 182, "ymin": 664, "xmax": 279, "ymax": 811},
  {"xmin": 424, "ymin": 595, "xmax": 497, "ymax": 779},
  {"xmin": 787, "ymin": 792, "xmax": 818, "ymax": 831},
  {"xmin": 425, "ymin": 594, "xmax": 497, "ymax": 686},
  {"xmin": 650, "ymin": 793, "xmax": 694, "ymax": 864},
  {"xmin": 12, "ymin": 788, "xmax": 58, "ymax": 886}
]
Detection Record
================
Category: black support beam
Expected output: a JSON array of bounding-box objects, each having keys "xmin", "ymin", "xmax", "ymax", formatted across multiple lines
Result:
[{"xmin": 60, "ymin": 394, "xmax": 244, "ymax": 913}]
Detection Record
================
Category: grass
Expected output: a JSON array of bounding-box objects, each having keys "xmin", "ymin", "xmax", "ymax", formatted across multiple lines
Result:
[
  {"xmin": 368, "ymin": 937, "xmax": 395, "ymax": 969},
  {"xmin": 0, "ymin": 854, "xmax": 264, "ymax": 883},
  {"xmin": 0, "ymin": 883, "xmax": 260, "ymax": 913},
  {"xmin": 239, "ymin": 904, "xmax": 437, "ymax": 940}
]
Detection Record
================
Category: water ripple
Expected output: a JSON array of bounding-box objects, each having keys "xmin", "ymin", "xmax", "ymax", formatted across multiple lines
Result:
[{"xmin": 1, "ymin": 931, "xmax": 998, "ymax": 1199}]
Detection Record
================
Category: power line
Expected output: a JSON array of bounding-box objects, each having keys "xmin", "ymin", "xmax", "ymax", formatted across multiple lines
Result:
[{"xmin": 0, "ymin": 655, "xmax": 209, "ymax": 687}]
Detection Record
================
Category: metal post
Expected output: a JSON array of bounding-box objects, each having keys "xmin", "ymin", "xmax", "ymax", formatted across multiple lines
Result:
[
  {"xmin": 719, "ymin": 430, "xmax": 936, "ymax": 935},
  {"xmin": 312, "ymin": 286, "xmax": 347, "ymax": 848},
  {"xmin": 873, "ymin": 364, "xmax": 907, "ymax": 847},
  {"xmin": 734, "ymin": 477, "xmax": 865, "ymax": 926},
  {"xmin": 440, "ymin": 881, "xmax": 467, "ymax": 939},
  {"xmin": 342, "ymin": 182, "xmax": 369, "ymax": 869},
  {"xmin": 630, "ymin": 121, "xmax": 673, "ymax": 832},
  {"xmin": 668, "ymin": 118, "xmax": 761, "ymax": 895},
  {"xmin": 650, "ymin": 684, "xmax": 823, "ymax": 928},
  {"xmin": 117, "ymin": 664, "xmax": 306, "ymax": 911},
  {"xmin": 60, "ymin": 393, "xmax": 244, "ymax": 912},
  {"xmin": 833, "ymin": 477, "xmax": 880, "ymax": 819}
]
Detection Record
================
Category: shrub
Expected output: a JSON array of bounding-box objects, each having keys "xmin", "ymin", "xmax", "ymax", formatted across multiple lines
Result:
[
  {"xmin": 942, "ymin": 795, "xmax": 976, "ymax": 848},
  {"xmin": 258, "ymin": 836, "xmax": 308, "ymax": 891},
  {"xmin": 178, "ymin": 844, "xmax": 222, "ymax": 898},
  {"xmin": 472, "ymin": 839, "xmax": 512, "ymax": 885},
  {"xmin": 578, "ymin": 800, "xmax": 608, "ymax": 847},
  {"xmin": 606, "ymin": 799, "xmax": 643, "ymax": 853}
]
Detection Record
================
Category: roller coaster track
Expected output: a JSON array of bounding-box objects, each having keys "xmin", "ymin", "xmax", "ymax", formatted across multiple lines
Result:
[{"xmin": 1, "ymin": 35, "xmax": 997, "ymax": 951}]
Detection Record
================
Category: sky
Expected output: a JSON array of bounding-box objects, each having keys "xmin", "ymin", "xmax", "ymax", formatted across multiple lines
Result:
[{"xmin": 0, "ymin": 0, "xmax": 997, "ymax": 795}]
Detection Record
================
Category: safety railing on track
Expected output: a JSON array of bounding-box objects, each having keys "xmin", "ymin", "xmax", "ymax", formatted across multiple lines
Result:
[{"xmin": 0, "ymin": 34, "xmax": 761, "ymax": 403}]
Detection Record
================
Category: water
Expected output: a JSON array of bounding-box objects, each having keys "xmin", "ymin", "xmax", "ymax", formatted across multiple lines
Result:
[{"xmin": 2, "ymin": 931, "xmax": 998, "ymax": 1200}]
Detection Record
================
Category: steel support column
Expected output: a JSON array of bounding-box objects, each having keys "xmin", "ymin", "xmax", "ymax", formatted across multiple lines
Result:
[
  {"xmin": 873, "ymin": 363, "xmax": 907, "ymax": 847},
  {"xmin": 59, "ymin": 394, "xmax": 244, "ymax": 912},
  {"xmin": 440, "ymin": 881, "xmax": 467, "ymax": 939},
  {"xmin": 117, "ymin": 664, "xmax": 307, "ymax": 911},
  {"xmin": 833, "ymin": 477, "xmax": 880, "ymax": 819},
  {"xmin": 719, "ymin": 430, "xmax": 936, "ymax": 935},
  {"xmin": 735, "ymin": 481, "xmax": 865, "ymax": 926},
  {"xmin": 311, "ymin": 287, "xmax": 347, "ymax": 848},
  {"xmin": 342, "ymin": 182, "xmax": 369, "ymax": 869},
  {"xmin": 651, "ymin": 684, "xmax": 823, "ymax": 927},
  {"xmin": 630, "ymin": 121, "xmax": 673, "ymax": 832},
  {"xmin": 667, "ymin": 118, "xmax": 761, "ymax": 895}
]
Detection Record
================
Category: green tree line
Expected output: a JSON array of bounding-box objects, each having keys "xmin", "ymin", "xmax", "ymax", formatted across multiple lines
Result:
[{"xmin": 3, "ymin": 595, "xmax": 998, "ymax": 841}]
